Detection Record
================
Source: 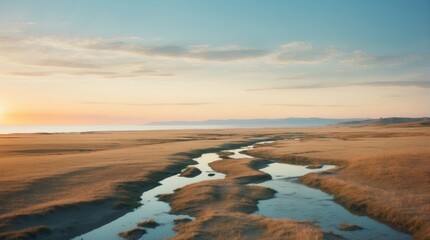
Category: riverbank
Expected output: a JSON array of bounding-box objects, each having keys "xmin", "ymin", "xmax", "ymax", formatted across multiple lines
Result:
[
  {"xmin": 159, "ymin": 140, "xmax": 410, "ymax": 239},
  {"xmin": 158, "ymin": 156, "xmax": 324, "ymax": 240},
  {"xmin": 0, "ymin": 129, "xmax": 292, "ymax": 239},
  {"xmin": 245, "ymin": 125, "xmax": 430, "ymax": 239}
]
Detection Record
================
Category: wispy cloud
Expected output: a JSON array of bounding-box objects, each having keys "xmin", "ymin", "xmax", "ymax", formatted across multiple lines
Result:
[
  {"xmin": 8, "ymin": 71, "xmax": 53, "ymax": 77},
  {"xmin": 271, "ymin": 42, "xmax": 339, "ymax": 64},
  {"xmin": 340, "ymin": 50, "xmax": 419, "ymax": 67},
  {"xmin": 85, "ymin": 40, "xmax": 268, "ymax": 62},
  {"xmin": 248, "ymin": 83, "xmax": 333, "ymax": 91},
  {"xmin": 269, "ymin": 42, "xmax": 419, "ymax": 67},
  {"xmin": 0, "ymin": 36, "xmax": 268, "ymax": 79},
  {"xmin": 248, "ymin": 80, "xmax": 430, "ymax": 91},
  {"xmin": 0, "ymin": 21, "xmax": 37, "ymax": 34},
  {"xmin": 31, "ymin": 59, "xmax": 98, "ymax": 69},
  {"xmin": 0, "ymin": 35, "xmax": 178, "ymax": 78},
  {"xmin": 6, "ymin": 69, "xmax": 175, "ymax": 79},
  {"xmin": 265, "ymin": 103, "xmax": 347, "ymax": 107},
  {"xmin": 81, "ymin": 101, "xmax": 212, "ymax": 106},
  {"xmin": 357, "ymin": 80, "xmax": 430, "ymax": 88},
  {"xmin": 387, "ymin": 94, "xmax": 406, "ymax": 98},
  {"xmin": 192, "ymin": 48, "xmax": 267, "ymax": 61},
  {"xmin": 0, "ymin": 35, "xmax": 422, "ymax": 81}
]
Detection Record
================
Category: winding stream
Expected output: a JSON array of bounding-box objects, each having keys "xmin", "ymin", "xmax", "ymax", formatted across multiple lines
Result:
[
  {"xmin": 251, "ymin": 163, "xmax": 410, "ymax": 240},
  {"xmin": 73, "ymin": 151, "xmax": 225, "ymax": 240},
  {"xmin": 74, "ymin": 141, "xmax": 410, "ymax": 240}
]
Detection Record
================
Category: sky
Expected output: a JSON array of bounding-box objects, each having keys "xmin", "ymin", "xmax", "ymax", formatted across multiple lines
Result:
[{"xmin": 0, "ymin": 0, "xmax": 429, "ymax": 125}]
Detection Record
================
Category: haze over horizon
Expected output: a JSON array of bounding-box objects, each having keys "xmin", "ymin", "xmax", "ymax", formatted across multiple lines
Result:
[{"xmin": 0, "ymin": 0, "xmax": 429, "ymax": 125}]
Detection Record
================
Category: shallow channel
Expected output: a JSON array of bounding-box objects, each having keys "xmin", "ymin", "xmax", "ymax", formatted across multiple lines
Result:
[
  {"xmin": 225, "ymin": 143, "xmax": 411, "ymax": 240},
  {"xmin": 74, "ymin": 141, "xmax": 411, "ymax": 240},
  {"xmin": 73, "ymin": 151, "xmax": 225, "ymax": 240}
]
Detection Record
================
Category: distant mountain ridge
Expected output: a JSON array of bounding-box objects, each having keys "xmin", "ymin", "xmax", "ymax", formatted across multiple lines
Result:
[
  {"xmin": 340, "ymin": 117, "xmax": 430, "ymax": 126},
  {"xmin": 145, "ymin": 117, "xmax": 369, "ymax": 128}
]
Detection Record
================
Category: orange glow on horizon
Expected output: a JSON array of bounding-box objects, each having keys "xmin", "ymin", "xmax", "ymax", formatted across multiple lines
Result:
[
  {"xmin": 0, "ymin": 105, "xmax": 4, "ymax": 124},
  {"xmin": 0, "ymin": 112, "xmax": 147, "ymax": 125}
]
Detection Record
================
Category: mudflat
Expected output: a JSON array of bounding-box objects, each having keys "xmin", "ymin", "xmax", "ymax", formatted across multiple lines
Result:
[{"xmin": 0, "ymin": 124, "xmax": 429, "ymax": 239}]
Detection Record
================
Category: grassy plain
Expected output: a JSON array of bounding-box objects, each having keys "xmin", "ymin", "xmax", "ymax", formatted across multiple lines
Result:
[
  {"xmin": 0, "ymin": 121, "xmax": 429, "ymax": 239},
  {"xmin": 0, "ymin": 129, "xmax": 289, "ymax": 239},
  {"xmin": 247, "ymin": 121, "xmax": 430, "ymax": 239}
]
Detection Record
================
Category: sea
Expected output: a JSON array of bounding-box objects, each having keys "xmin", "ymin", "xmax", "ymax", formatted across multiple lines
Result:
[{"xmin": 0, "ymin": 125, "xmax": 230, "ymax": 134}]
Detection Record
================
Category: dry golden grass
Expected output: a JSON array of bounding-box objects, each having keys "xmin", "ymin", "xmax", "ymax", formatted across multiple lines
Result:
[
  {"xmin": 118, "ymin": 227, "xmax": 146, "ymax": 240},
  {"xmin": 160, "ymin": 155, "xmax": 324, "ymax": 239},
  {"xmin": 158, "ymin": 178, "xmax": 275, "ymax": 216},
  {"xmin": 217, "ymin": 151, "xmax": 235, "ymax": 159},
  {"xmin": 1, "ymin": 124, "xmax": 428, "ymax": 239},
  {"xmin": 137, "ymin": 219, "xmax": 159, "ymax": 228},
  {"xmin": 246, "ymin": 124, "xmax": 430, "ymax": 239},
  {"xmin": 0, "ymin": 226, "xmax": 51, "ymax": 240},
  {"xmin": 179, "ymin": 166, "xmax": 202, "ymax": 178},
  {"xmin": 171, "ymin": 212, "xmax": 323, "ymax": 240},
  {"xmin": 0, "ymin": 128, "xmax": 295, "ymax": 240},
  {"xmin": 210, "ymin": 157, "xmax": 272, "ymax": 183}
]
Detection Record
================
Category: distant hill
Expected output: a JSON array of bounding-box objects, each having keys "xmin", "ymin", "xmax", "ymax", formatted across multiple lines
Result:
[
  {"xmin": 339, "ymin": 117, "xmax": 430, "ymax": 126},
  {"xmin": 145, "ymin": 118, "xmax": 368, "ymax": 128}
]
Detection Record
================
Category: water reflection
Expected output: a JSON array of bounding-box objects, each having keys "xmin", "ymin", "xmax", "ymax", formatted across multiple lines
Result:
[
  {"xmin": 73, "ymin": 152, "xmax": 224, "ymax": 240},
  {"xmin": 74, "ymin": 141, "xmax": 411, "ymax": 240},
  {"xmin": 253, "ymin": 162, "xmax": 410, "ymax": 240}
]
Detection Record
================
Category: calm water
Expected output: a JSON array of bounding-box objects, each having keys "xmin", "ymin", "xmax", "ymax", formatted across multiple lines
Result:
[
  {"xmin": 73, "ymin": 150, "xmax": 226, "ymax": 240},
  {"xmin": 0, "ymin": 125, "xmax": 230, "ymax": 134},
  {"xmin": 73, "ymin": 141, "xmax": 410, "ymax": 240},
  {"xmin": 252, "ymin": 163, "xmax": 411, "ymax": 240},
  {"xmin": 220, "ymin": 143, "xmax": 410, "ymax": 240}
]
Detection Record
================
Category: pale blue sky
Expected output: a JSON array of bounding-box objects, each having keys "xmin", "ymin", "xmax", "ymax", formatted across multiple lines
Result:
[
  {"xmin": 0, "ymin": 1, "xmax": 429, "ymax": 124},
  {"xmin": 1, "ymin": 1, "xmax": 429, "ymax": 50}
]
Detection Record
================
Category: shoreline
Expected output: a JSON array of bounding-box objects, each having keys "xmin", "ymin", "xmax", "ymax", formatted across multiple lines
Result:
[
  {"xmin": 245, "ymin": 130, "xmax": 430, "ymax": 239},
  {"xmin": 0, "ymin": 125, "xmax": 233, "ymax": 135},
  {"xmin": 245, "ymin": 149, "xmax": 414, "ymax": 237}
]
